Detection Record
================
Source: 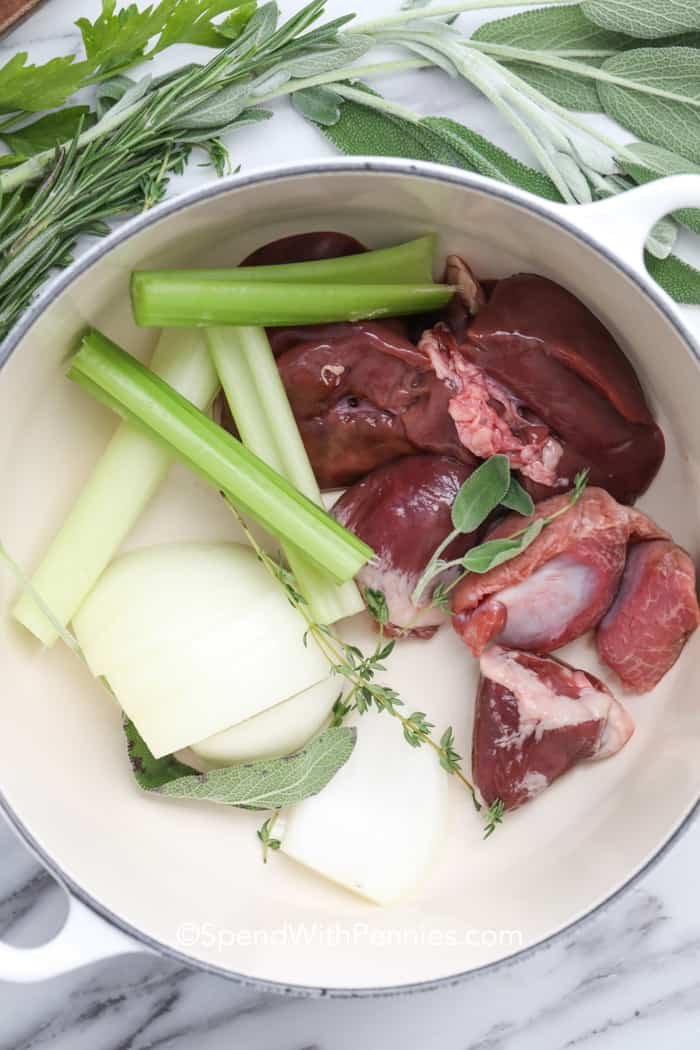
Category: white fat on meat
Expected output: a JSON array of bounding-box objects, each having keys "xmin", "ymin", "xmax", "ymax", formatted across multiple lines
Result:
[
  {"xmin": 479, "ymin": 646, "xmax": 633, "ymax": 756},
  {"xmin": 495, "ymin": 555, "xmax": 596, "ymax": 649}
]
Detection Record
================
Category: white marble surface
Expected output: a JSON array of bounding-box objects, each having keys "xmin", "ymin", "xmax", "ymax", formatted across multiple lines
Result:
[{"xmin": 2, "ymin": 1, "xmax": 700, "ymax": 1046}]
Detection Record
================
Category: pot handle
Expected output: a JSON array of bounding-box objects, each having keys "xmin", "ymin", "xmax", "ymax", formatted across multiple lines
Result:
[
  {"xmin": 0, "ymin": 892, "xmax": 141, "ymax": 982},
  {"xmin": 544, "ymin": 174, "xmax": 700, "ymax": 283}
]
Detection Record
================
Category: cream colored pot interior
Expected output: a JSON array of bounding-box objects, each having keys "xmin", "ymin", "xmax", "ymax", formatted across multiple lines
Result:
[{"xmin": 1, "ymin": 167, "xmax": 699, "ymax": 991}]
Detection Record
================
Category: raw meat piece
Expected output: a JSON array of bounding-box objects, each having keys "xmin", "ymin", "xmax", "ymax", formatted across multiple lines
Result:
[
  {"xmin": 332, "ymin": 455, "xmax": 479, "ymax": 637},
  {"xmin": 597, "ymin": 539, "xmax": 700, "ymax": 691},
  {"xmin": 452, "ymin": 488, "xmax": 666, "ymax": 656},
  {"xmin": 473, "ymin": 646, "xmax": 634, "ymax": 810}
]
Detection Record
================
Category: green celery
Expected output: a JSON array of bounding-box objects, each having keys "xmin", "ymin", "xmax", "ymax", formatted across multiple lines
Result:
[
  {"xmin": 68, "ymin": 330, "xmax": 373, "ymax": 584},
  {"xmin": 133, "ymin": 235, "xmax": 437, "ymax": 289},
  {"xmin": 207, "ymin": 326, "xmax": 364, "ymax": 625},
  {"xmin": 13, "ymin": 330, "xmax": 220, "ymax": 646},
  {"xmin": 131, "ymin": 280, "xmax": 454, "ymax": 328}
]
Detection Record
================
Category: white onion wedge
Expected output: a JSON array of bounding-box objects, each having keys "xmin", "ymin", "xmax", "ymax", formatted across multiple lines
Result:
[
  {"xmin": 73, "ymin": 542, "xmax": 329, "ymax": 758},
  {"xmin": 191, "ymin": 677, "xmax": 340, "ymax": 765},
  {"xmin": 279, "ymin": 709, "xmax": 448, "ymax": 905}
]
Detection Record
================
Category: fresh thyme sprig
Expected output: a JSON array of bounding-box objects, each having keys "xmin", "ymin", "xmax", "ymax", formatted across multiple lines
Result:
[
  {"xmin": 223, "ymin": 498, "xmax": 489, "ymax": 818},
  {"xmin": 483, "ymin": 798, "xmax": 505, "ymax": 839},
  {"xmin": 257, "ymin": 811, "xmax": 282, "ymax": 860}
]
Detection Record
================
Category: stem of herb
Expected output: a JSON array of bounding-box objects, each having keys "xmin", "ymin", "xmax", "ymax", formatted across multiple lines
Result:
[
  {"xmin": 352, "ymin": 0, "xmax": 573, "ymax": 35},
  {"xmin": 225, "ymin": 499, "xmax": 481, "ymax": 808}
]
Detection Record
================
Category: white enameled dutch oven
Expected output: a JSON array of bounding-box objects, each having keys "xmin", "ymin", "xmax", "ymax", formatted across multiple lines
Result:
[{"xmin": 1, "ymin": 161, "xmax": 700, "ymax": 995}]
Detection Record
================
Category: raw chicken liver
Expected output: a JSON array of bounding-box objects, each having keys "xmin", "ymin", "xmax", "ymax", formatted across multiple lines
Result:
[
  {"xmin": 597, "ymin": 539, "xmax": 700, "ymax": 691},
  {"xmin": 473, "ymin": 646, "xmax": 634, "ymax": 810},
  {"xmin": 421, "ymin": 274, "xmax": 665, "ymax": 503},
  {"xmin": 452, "ymin": 488, "xmax": 667, "ymax": 656},
  {"xmin": 332, "ymin": 455, "xmax": 479, "ymax": 636},
  {"xmin": 218, "ymin": 232, "xmax": 475, "ymax": 489}
]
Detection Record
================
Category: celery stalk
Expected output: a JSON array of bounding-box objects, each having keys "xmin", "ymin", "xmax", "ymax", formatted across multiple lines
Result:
[
  {"xmin": 207, "ymin": 326, "xmax": 364, "ymax": 625},
  {"xmin": 131, "ymin": 281, "xmax": 453, "ymax": 329},
  {"xmin": 13, "ymin": 330, "xmax": 220, "ymax": 646},
  {"xmin": 133, "ymin": 235, "xmax": 437, "ymax": 289},
  {"xmin": 68, "ymin": 330, "xmax": 373, "ymax": 583}
]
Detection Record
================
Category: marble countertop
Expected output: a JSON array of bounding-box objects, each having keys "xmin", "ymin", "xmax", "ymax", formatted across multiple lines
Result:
[{"xmin": 2, "ymin": 2, "xmax": 700, "ymax": 1046}]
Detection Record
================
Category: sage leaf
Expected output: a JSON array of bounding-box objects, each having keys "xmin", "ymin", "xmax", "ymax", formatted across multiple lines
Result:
[
  {"xmin": 501, "ymin": 477, "xmax": 535, "ymax": 517},
  {"xmin": 645, "ymin": 252, "xmax": 700, "ymax": 305},
  {"xmin": 496, "ymin": 61, "xmax": 603, "ymax": 113},
  {"xmin": 598, "ymin": 49, "xmax": 700, "ymax": 164},
  {"xmin": 451, "ymin": 455, "xmax": 511, "ymax": 535},
  {"xmin": 174, "ymin": 81, "xmax": 251, "ymax": 129},
  {"xmin": 281, "ymin": 34, "xmax": 372, "ymax": 78},
  {"xmin": 473, "ymin": 6, "xmax": 633, "ymax": 53},
  {"xmin": 125, "ymin": 718, "xmax": 197, "ymax": 790},
  {"xmin": 646, "ymin": 217, "xmax": 679, "ymax": 261},
  {"xmin": 158, "ymin": 728, "xmax": 357, "ymax": 808},
  {"xmin": 462, "ymin": 519, "xmax": 545, "ymax": 574},
  {"xmin": 126, "ymin": 718, "xmax": 357, "ymax": 808},
  {"xmin": 292, "ymin": 86, "xmax": 342, "ymax": 125},
  {"xmin": 620, "ymin": 141, "xmax": 700, "ymax": 235},
  {"xmin": 582, "ymin": 0, "xmax": 700, "ymax": 41},
  {"xmin": 1, "ymin": 107, "xmax": 94, "ymax": 156},
  {"xmin": 420, "ymin": 117, "xmax": 564, "ymax": 201}
]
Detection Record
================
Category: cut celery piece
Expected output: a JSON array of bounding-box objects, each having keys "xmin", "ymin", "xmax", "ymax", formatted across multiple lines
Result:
[
  {"xmin": 67, "ymin": 330, "xmax": 373, "ymax": 584},
  {"xmin": 131, "ymin": 280, "xmax": 454, "ymax": 328},
  {"xmin": 207, "ymin": 326, "xmax": 364, "ymax": 625},
  {"xmin": 132, "ymin": 235, "xmax": 437, "ymax": 289},
  {"xmin": 13, "ymin": 330, "xmax": 219, "ymax": 646}
]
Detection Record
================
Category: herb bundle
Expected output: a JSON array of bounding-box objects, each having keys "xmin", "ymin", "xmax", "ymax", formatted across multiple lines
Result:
[{"xmin": 2, "ymin": 0, "xmax": 700, "ymax": 336}]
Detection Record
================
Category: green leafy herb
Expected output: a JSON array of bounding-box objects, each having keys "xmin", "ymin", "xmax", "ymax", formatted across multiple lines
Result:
[
  {"xmin": 451, "ymin": 454, "xmax": 511, "ymax": 533},
  {"xmin": 483, "ymin": 798, "xmax": 505, "ymax": 839},
  {"xmin": 0, "ymin": 0, "xmax": 253, "ymax": 116},
  {"xmin": 225, "ymin": 500, "xmax": 488, "ymax": 820},
  {"xmin": 1, "ymin": 107, "xmax": 96, "ymax": 156},
  {"xmin": 257, "ymin": 813, "xmax": 282, "ymax": 861},
  {"xmin": 501, "ymin": 476, "xmax": 535, "ymax": 517},
  {"xmin": 127, "ymin": 717, "xmax": 357, "ymax": 808},
  {"xmin": 124, "ymin": 717, "xmax": 196, "ymax": 788},
  {"xmin": 598, "ymin": 48, "xmax": 700, "ymax": 164},
  {"xmin": 461, "ymin": 518, "xmax": 545, "ymax": 574},
  {"xmin": 364, "ymin": 587, "xmax": 390, "ymax": 626},
  {"xmin": 620, "ymin": 141, "xmax": 700, "ymax": 236},
  {"xmin": 291, "ymin": 85, "xmax": 343, "ymax": 124},
  {"xmin": 581, "ymin": 0, "xmax": 700, "ymax": 40}
]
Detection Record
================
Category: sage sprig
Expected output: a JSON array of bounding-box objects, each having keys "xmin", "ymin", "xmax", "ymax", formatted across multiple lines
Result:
[
  {"xmin": 411, "ymin": 455, "xmax": 534, "ymax": 606},
  {"xmin": 412, "ymin": 463, "xmax": 589, "ymax": 610},
  {"xmin": 125, "ymin": 716, "xmax": 356, "ymax": 808}
]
